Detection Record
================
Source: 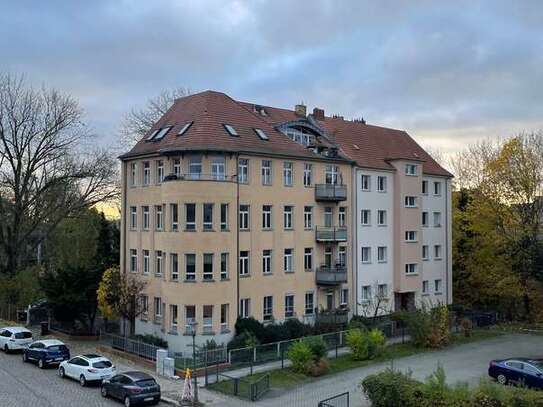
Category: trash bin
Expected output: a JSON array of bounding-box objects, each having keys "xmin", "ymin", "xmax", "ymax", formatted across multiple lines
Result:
[{"xmin": 40, "ymin": 321, "xmax": 49, "ymax": 336}]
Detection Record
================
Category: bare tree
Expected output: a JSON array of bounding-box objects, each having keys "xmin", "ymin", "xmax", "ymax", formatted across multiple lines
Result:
[
  {"xmin": 119, "ymin": 87, "xmax": 191, "ymax": 148},
  {"xmin": 0, "ymin": 74, "xmax": 118, "ymax": 275},
  {"xmin": 357, "ymin": 282, "xmax": 393, "ymax": 319}
]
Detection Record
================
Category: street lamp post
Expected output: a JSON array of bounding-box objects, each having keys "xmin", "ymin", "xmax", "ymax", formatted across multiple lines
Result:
[{"xmin": 190, "ymin": 321, "xmax": 199, "ymax": 404}]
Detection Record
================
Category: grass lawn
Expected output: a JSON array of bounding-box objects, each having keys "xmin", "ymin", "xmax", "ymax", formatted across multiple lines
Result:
[{"xmin": 208, "ymin": 328, "xmax": 505, "ymax": 397}]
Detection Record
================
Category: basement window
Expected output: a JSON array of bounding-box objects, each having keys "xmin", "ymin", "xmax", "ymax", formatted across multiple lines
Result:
[
  {"xmin": 224, "ymin": 124, "xmax": 239, "ymax": 136},
  {"xmin": 254, "ymin": 128, "xmax": 269, "ymax": 140},
  {"xmin": 177, "ymin": 121, "xmax": 193, "ymax": 136},
  {"xmin": 153, "ymin": 126, "xmax": 173, "ymax": 141}
]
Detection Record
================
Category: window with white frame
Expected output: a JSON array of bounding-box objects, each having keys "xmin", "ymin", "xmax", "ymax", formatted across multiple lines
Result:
[
  {"xmin": 377, "ymin": 210, "xmax": 387, "ymax": 226},
  {"xmin": 185, "ymin": 254, "xmax": 196, "ymax": 281},
  {"xmin": 361, "ymin": 174, "xmax": 371, "ymax": 191},
  {"xmin": 405, "ymin": 230, "xmax": 417, "ymax": 242},
  {"xmin": 143, "ymin": 161, "xmax": 150, "ymax": 185},
  {"xmin": 262, "ymin": 205, "xmax": 272, "ymax": 229},
  {"xmin": 339, "ymin": 246, "xmax": 346, "ymax": 266},
  {"xmin": 220, "ymin": 304, "xmax": 229, "ymax": 332},
  {"xmin": 203, "ymin": 305, "xmax": 213, "ymax": 334},
  {"xmin": 304, "ymin": 206, "xmax": 313, "ymax": 229},
  {"xmin": 141, "ymin": 295, "xmax": 149, "ymax": 316},
  {"xmin": 324, "ymin": 207, "xmax": 333, "ymax": 227},
  {"xmin": 340, "ymin": 289, "xmax": 348, "ymax": 306},
  {"xmin": 284, "ymin": 248, "xmax": 293, "ymax": 272},
  {"xmin": 240, "ymin": 298, "xmax": 250, "ymax": 318},
  {"xmin": 435, "ymin": 279, "xmax": 443, "ymax": 293},
  {"xmin": 422, "ymin": 280, "xmax": 429, "ymax": 294},
  {"xmin": 338, "ymin": 207, "xmax": 346, "ymax": 227},
  {"xmin": 173, "ymin": 159, "xmax": 181, "ymax": 177},
  {"xmin": 240, "ymin": 251, "xmax": 249, "ymax": 276},
  {"xmin": 405, "ymin": 163, "xmax": 417, "ymax": 175},
  {"xmin": 189, "ymin": 155, "xmax": 202, "ymax": 179},
  {"xmin": 434, "ymin": 245, "xmax": 442, "ymax": 259},
  {"xmin": 224, "ymin": 124, "xmax": 238, "ymax": 136},
  {"xmin": 303, "ymin": 163, "xmax": 312, "ymax": 186},
  {"xmin": 433, "ymin": 212, "xmax": 442, "ymax": 227},
  {"xmin": 143, "ymin": 250, "xmax": 149, "ymax": 274},
  {"xmin": 239, "ymin": 205, "xmax": 250, "ymax": 230},
  {"xmin": 378, "ymin": 284, "xmax": 388, "ymax": 298},
  {"xmin": 361, "ymin": 247, "xmax": 371, "ymax": 263},
  {"xmin": 220, "ymin": 203, "xmax": 228, "ymax": 230},
  {"xmin": 263, "ymin": 296, "xmax": 273, "ymax": 321},
  {"xmin": 422, "ymin": 245, "xmax": 429, "ymax": 260},
  {"xmin": 154, "ymin": 297, "xmax": 162, "ymax": 321},
  {"xmin": 130, "ymin": 206, "xmax": 137, "ymax": 229},
  {"xmin": 261, "ymin": 160, "xmax": 272, "ymax": 185},
  {"xmin": 156, "ymin": 160, "xmax": 164, "ymax": 184},
  {"xmin": 325, "ymin": 165, "xmax": 339, "ymax": 184},
  {"xmin": 377, "ymin": 246, "xmax": 387, "ymax": 263},
  {"xmin": 434, "ymin": 181, "xmax": 442, "ymax": 196},
  {"xmin": 284, "ymin": 294, "xmax": 295, "ymax": 318},
  {"xmin": 238, "ymin": 158, "xmax": 248, "ymax": 184},
  {"xmin": 361, "ymin": 285, "xmax": 371, "ymax": 301},
  {"xmin": 155, "ymin": 205, "xmax": 163, "ymax": 230},
  {"xmin": 130, "ymin": 249, "xmax": 137, "ymax": 273},
  {"xmin": 203, "ymin": 253, "xmax": 213, "ymax": 280},
  {"xmin": 170, "ymin": 253, "xmax": 178, "ymax": 281},
  {"xmin": 142, "ymin": 206, "xmax": 150, "ymax": 230},
  {"xmin": 130, "ymin": 163, "xmax": 137, "ymax": 186},
  {"xmin": 283, "ymin": 162, "xmax": 293, "ymax": 186},
  {"xmin": 377, "ymin": 176, "xmax": 387, "ymax": 192},
  {"xmin": 185, "ymin": 203, "xmax": 196, "ymax": 231},
  {"xmin": 283, "ymin": 206, "xmax": 293, "ymax": 229},
  {"xmin": 211, "ymin": 156, "xmax": 226, "ymax": 180},
  {"xmin": 262, "ymin": 250, "xmax": 272, "ymax": 274},
  {"xmin": 304, "ymin": 248, "xmax": 313, "ymax": 271},
  {"xmin": 361, "ymin": 209, "xmax": 371, "ymax": 226},
  {"xmin": 220, "ymin": 253, "xmax": 229, "ymax": 280},
  {"xmin": 305, "ymin": 292, "xmax": 314, "ymax": 315},
  {"xmin": 405, "ymin": 263, "xmax": 418, "ymax": 274},
  {"xmin": 404, "ymin": 196, "xmax": 417, "ymax": 207},
  {"xmin": 185, "ymin": 306, "xmax": 196, "ymax": 333},
  {"xmin": 170, "ymin": 204, "xmax": 178, "ymax": 231},
  {"xmin": 155, "ymin": 251, "xmax": 163, "ymax": 276},
  {"xmin": 170, "ymin": 304, "xmax": 178, "ymax": 331},
  {"xmin": 422, "ymin": 180, "xmax": 428, "ymax": 194},
  {"xmin": 422, "ymin": 211, "xmax": 429, "ymax": 226},
  {"xmin": 203, "ymin": 203, "xmax": 213, "ymax": 230}
]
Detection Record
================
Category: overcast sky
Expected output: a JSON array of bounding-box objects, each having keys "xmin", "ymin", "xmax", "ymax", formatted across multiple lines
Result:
[{"xmin": 1, "ymin": 0, "xmax": 542, "ymax": 154}]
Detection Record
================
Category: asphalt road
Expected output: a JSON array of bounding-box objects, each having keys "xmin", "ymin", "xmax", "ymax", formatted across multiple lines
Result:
[{"xmin": 0, "ymin": 350, "xmax": 169, "ymax": 407}]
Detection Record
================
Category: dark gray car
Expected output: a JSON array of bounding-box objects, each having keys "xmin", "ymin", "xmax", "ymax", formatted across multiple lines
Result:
[{"xmin": 101, "ymin": 371, "xmax": 160, "ymax": 406}]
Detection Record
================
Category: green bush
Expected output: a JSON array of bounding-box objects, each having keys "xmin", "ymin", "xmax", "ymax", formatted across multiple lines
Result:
[
  {"xmin": 367, "ymin": 329, "xmax": 386, "ymax": 359},
  {"xmin": 287, "ymin": 341, "xmax": 313, "ymax": 374},
  {"xmin": 397, "ymin": 305, "xmax": 450, "ymax": 349},
  {"xmin": 305, "ymin": 336, "xmax": 327, "ymax": 361},
  {"xmin": 346, "ymin": 328, "xmax": 369, "ymax": 361},
  {"xmin": 361, "ymin": 368, "xmax": 421, "ymax": 407}
]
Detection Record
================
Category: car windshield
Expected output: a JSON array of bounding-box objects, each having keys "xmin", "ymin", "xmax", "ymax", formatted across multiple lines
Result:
[
  {"xmin": 531, "ymin": 361, "xmax": 543, "ymax": 371},
  {"xmin": 14, "ymin": 332, "xmax": 32, "ymax": 339},
  {"xmin": 93, "ymin": 360, "xmax": 112, "ymax": 369},
  {"xmin": 47, "ymin": 345, "xmax": 67, "ymax": 352},
  {"xmin": 136, "ymin": 379, "xmax": 156, "ymax": 387}
]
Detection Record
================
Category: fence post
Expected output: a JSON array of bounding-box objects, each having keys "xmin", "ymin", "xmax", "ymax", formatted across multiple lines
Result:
[
  {"xmin": 216, "ymin": 360, "xmax": 219, "ymax": 383},
  {"xmin": 335, "ymin": 332, "xmax": 338, "ymax": 359},
  {"xmin": 204, "ymin": 363, "xmax": 208, "ymax": 387},
  {"xmin": 228, "ymin": 349, "xmax": 231, "ymax": 365},
  {"xmin": 281, "ymin": 347, "xmax": 284, "ymax": 369},
  {"xmin": 253, "ymin": 346, "xmax": 257, "ymax": 363},
  {"xmin": 276, "ymin": 342, "xmax": 280, "ymax": 358},
  {"xmin": 234, "ymin": 378, "xmax": 239, "ymax": 396}
]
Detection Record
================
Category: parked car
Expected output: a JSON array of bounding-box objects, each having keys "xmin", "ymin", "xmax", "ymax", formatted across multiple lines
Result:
[
  {"xmin": 0, "ymin": 326, "xmax": 33, "ymax": 352},
  {"xmin": 59, "ymin": 353, "xmax": 116, "ymax": 386},
  {"xmin": 489, "ymin": 358, "xmax": 543, "ymax": 388},
  {"xmin": 22, "ymin": 339, "xmax": 70, "ymax": 368},
  {"xmin": 101, "ymin": 371, "xmax": 161, "ymax": 406}
]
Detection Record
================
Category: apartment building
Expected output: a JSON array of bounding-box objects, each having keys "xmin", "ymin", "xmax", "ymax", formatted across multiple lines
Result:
[{"xmin": 119, "ymin": 91, "xmax": 353, "ymax": 351}]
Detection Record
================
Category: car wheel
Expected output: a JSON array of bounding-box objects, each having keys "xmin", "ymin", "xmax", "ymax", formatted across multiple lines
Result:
[
  {"xmin": 124, "ymin": 396, "xmax": 131, "ymax": 407},
  {"xmin": 38, "ymin": 359, "xmax": 45, "ymax": 369},
  {"xmin": 4, "ymin": 344, "xmax": 9, "ymax": 354},
  {"xmin": 59, "ymin": 367, "xmax": 65, "ymax": 378},
  {"xmin": 22, "ymin": 352, "xmax": 28, "ymax": 363},
  {"xmin": 79, "ymin": 375, "xmax": 87, "ymax": 387},
  {"xmin": 497, "ymin": 374, "xmax": 508, "ymax": 385},
  {"xmin": 101, "ymin": 386, "xmax": 108, "ymax": 398}
]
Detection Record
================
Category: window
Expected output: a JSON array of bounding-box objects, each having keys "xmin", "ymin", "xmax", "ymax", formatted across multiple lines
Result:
[
  {"xmin": 254, "ymin": 128, "xmax": 268, "ymax": 140},
  {"xmin": 261, "ymin": 160, "xmax": 272, "ymax": 185},
  {"xmin": 189, "ymin": 155, "xmax": 202, "ymax": 179},
  {"xmin": 422, "ymin": 280, "xmax": 429, "ymax": 294},
  {"xmin": 361, "ymin": 285, "xmax": 371, "ymax": 301},
  {"xmin": 377, "ymin": 176, "xmax": 387, "ymax": 192},
  {"xmin": 240, "ymin": 251, "xmax": 249, "ymax": 276},
  {"xmin": 178, "ymin": 122, "xmax": 193, "ymax": 136},
  {"xmin": 263, "ymin": 296, "xmax": 273, "ymax": 321},
  {"xmin": 434, "ymin": 245, "xmax": 442, "ymax": 260},
  {"xmin": 155, "ymin": 205, "xmax": 163, "ymax": 230},
  {"xmin": 283, "ymin": 162, "xmax": 293, "ymax": 186},
  {"xmin": 173, "ymin": 159, "xmax": 181, "ymax": 177},
  {"xmin": 405, "ymin": 231, "xmax": 417, "ymax": 242},
  {"xmin": 435, "ymin": 279, "xmax": 443, "ymax": 293},
  {"xmin": 130, "ymin": 163, "xmax": 137, "ymax": 186},
  {"xmin": 378, "ymin": 284, "xmax": 388, "ymax": 298},
  {"xmin": 170, "ymin": 253, "xmax": 178, "ymax": 281},
  {"xmin": 154, "ymin": 297, "xmax": 162, "ymax": 320},
  {"xmin": 377, "ymin": 210, "xmax": 387, "ymax": 226},
  {"xmin": 203, "ymin": 203, "xmax": 213, "ymax": 230},
  {"xmin": 283, "ymin": 206, "xmax": 293, "ymax": 229},
  {"xmin": 169, "ymin": 305, "xmax": 178, "ymax": 331},
  {"xmin": 203, "ymin": 305, "xmax": 213, "ymax": 334},
  {"xmin": 304, "ymin": 248, "xmax": 313, "ymax": 271},
  {"xmin": 141, "ymin": 295, "xmax": 149, "ymax": 315},
  {"xmin": 240, "ymin": 298, "xmax": 250, "ymax": 318},
  {"xmin": 130, "ymin": 206, "xmax": 137, "ymax": 229},
  {"xmin": 324, "ymin": 247, "xmax": 333, "ymax": 267},
  {"xmin": 284, "ymin": 249, "xmax": 293, "ymax": 272},
  {"xmin": 156, "ymin": 160, "xmax": 164, "ymax": 184},
  {"xmin": 155, "ymin": 251, "xmax": 163, "ymax": 276},
  {"xmin": 220, "ymin": 304, "xmax": 229, "ymax": 332},
  {"xmin": 185, "ymin": 203, "xmax": 196, "ymax": 231},
  {"xmin": 220, "ymin": 203, "xmax": 228, "ymax": 230},
  {"xmin": 303, "ymin": 163, "xmax": 312, "ymax": 186},
  {"xmin": 325, "ymin": 165, "xmax": 339, "ymax": 185},
  {"xmin": 422, "ymin": 211, "xmax": 429, "ymax": 226},
  {"xmin": 304, "ymin": 292, "xmax": 314, "ymax": 315},
  {"xmin": 434, "ymin": 181, "xmax": 442, "ymax": 196},
  {"xmin": 361, "ymin": 209, "xmax": 371, "ymax": 226},
  {"xmin": 143, "ymin": 162, "xmax": 150, "ymax": 185},
  {"xmin": 338, "ymin": 207, "xmax": 346, "ymax": 227},
  {"xmin": 262, "ymin": 250, "xmax": 272, "ymax": 274},
  {"xmin": 304, "ymin": 206, "xmax": 312, "ymax": 229},
  {"xmin": 130, "ymin": 249, "xmax": 137, "ymax": 273},
  {"xmin": 433, "ymin": 212, "xmax": 442, "ymax": 227},
  {"xmin": 404, "ymin": 196, "xmax": 417, "ymax": 207},
  {"xmin": 422, "ymin": 180, "xmax": 428, "ymax": 194},
  {"xmin": 339, "ymin": 246, "xmax": 346, "ymax": 266},
  {"xmin": 377, "ymin": 246, "xmax": 387, "ymax": 263},
  {"xmin": 224, "ymin": 124, "xmax": 238, "ymax": 136},
  {"xmin": 405, "ymin": 263, "xmax": 418, "ymax": 274},
  {"xmin": 361, "ymin": 247, "xmax": 371, "ymax": 263},
  {"xmin": 153, "ymin": 126, "xmax": 172, "ymax": 140},
  {"xmin": 324, "ymin": 207, "xmax": 333, "ymax": 227},
  {"xmin": 143, "ymin": 250, "xmax": 149, "ymax": 274},
  {"xmin": 185, "ymin": 306, "xmax": 196, "ymax": 333},
  {"xmin": 340, "ymin": 289, "xmax": 348, "ymax": 306},
  {"xmin": 203, "ymin": 253, "xmax": 213, "ymax": 280},
  {"xmin": 170, "ymin": 204, "xmax": 178, "ymax": 231},
  {"xmin": 142, "ymin": 206, "xmax": 150, "ymax": 230},
  {"xmin": 239, "ymin": 205, "xmax": 250, "ymax": 230},
  {"xmin": 185, "ymin": 254, "xmax": 196, "ymax": 281},
  {"xmin": 211, "ymin": 157, "xmax": 226, "ymax": 180},
  {"xmin": 284, "ymin": 294, "xmax": 294, "ymax": 318},
  {"xmin": 422, "ymin": 245, "xmax": 429, "ymax": 260},
  {"xmin": 220, "ymin": 253, "xmax": 229, "ymax": 280},
  {"xmin": 405, "ymin": 163, "xmax": 417, "ymax": 175},
  {"xmin": 361, "ymin": 175, "xmax": 370, "ymax": 191},
  {"xmin": 262, "ymin": 205, "xmax": 272, "ymax": 229},
  {"xmin": 238, "ymin": 159, "xmax": 248, "ymax": 184}
]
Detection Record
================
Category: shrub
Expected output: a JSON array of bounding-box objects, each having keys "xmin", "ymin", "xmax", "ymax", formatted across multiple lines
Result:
[
  {"xmin": 346, "ymin": 329, "xmax": 369, "ymax": 361},
  {"xmin": 134, "ymin": 334, "xmax": 168, "ymax": 348},
  {"xmin": 367, "ymin": 329, "xmax": 386, "ymax": 359},
  {"xmin": 460, "ymin": 318, "xmax": 473, "ymax": 337},
  {"xmin": 234, "ymin": 317, "xmax": 265, "ymax": 339},
  {"xmin": 361, "ymin": 368, "xmax": 421, "ymax": 407},
  {"xmin": 348, "ymin": 315, "xmax": 369, "ymax": 331},
  {"xmin": 398, "ymin": 305, "xmax": 450, "ymax": 349},
  {"xmin": 283, "ymin": 318, "xmax": 308, "ymax": 339},
  {"xmin": 227, "ymin": 330, "xmax": 259, "ymax": 350},
  {"xmin": 307, "ymin": 358, "xmax": 329, "ymax": 377},
  {"xmin": 305, "ymin": 336, "xmax": 327, "ymax": 362},
  {"xmin": 287, "ymin": 341, "xmax": 313, "ymax": 374}
]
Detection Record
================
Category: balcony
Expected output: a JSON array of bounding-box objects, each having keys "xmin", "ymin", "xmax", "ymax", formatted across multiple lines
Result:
[
  {"xmin": 316, "ymin": 264, "xmax": 347, "ymax": 285},
  {"xmin": 315, "ymin": 310, "xmax": 349, "ymax": 326},
  {"xmin": 314, "ymin": 184, "xmax": 347, "ymax": 202},
  {"xmin": 315, "ymin": 226, "xmax": 347, "ymax": 242}
]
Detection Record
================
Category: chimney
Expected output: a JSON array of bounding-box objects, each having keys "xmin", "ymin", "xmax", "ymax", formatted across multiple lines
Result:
[
  {"xmin": 294, "ymin": 103, "xmax": 306, "ymax": 117},
  {"xmin": 312, "ymin": 107, "xmax": 325, "ymax": 121}
]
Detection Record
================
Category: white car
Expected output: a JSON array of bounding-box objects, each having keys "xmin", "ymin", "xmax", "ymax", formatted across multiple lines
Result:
[
  {"xmin": 0, "ymin": 326, "xmax": 33, "ymax": 352},
  {"xmin": 59, "ymin": 354, "xmax": 116, "ymax": 386}
]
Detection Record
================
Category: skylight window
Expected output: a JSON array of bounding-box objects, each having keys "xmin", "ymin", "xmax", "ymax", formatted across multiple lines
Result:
[
  {"xmin": 254, "ymin": 128, "xmax": 268, "ymax": 140},
  {"xmin": 153, "ymin": 126, "xmax": 173, "ymax": 141},
  {"xmin": 146, "ymin": 129, "xmax": 160, "ymax": 141},
  {"xmin": 177, "ymin": 121, "xmax": 193, "ymax": 136},
  {"xmin": 224, "ymin": 124, "xmax": 239, "ymax": 136}
]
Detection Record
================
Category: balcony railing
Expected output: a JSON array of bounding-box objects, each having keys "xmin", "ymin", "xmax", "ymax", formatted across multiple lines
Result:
[
  {"xmin": 163, "ymin": 173, "xmax": 234, "ymax": 182},
  {"xmin": 315, "ymin": 311, "xmax": 349, "ymax": 325},
  {"xmin": 316, "ymin": 264, "xmax": 347, "ymax": 285},
  {"xmin": 314, "ymin": 184, "xmax": 347, "ymax": 201},
  {"xmin": 315, "ymin": 226, "xmax": 348, "ymax": 242}
]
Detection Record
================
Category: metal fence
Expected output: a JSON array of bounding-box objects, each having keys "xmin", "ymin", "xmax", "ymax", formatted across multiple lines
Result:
[
  {"xmin": 173, "ymin": 346, "xmax": 228, "ymax": 370},
  {"xmin": 100, "ymin": 332, "xmax": 163, "ymax": 361},
  {"xmin": 212, "ymin": 373, "xmax": 270, "ymax": 401},
  {"xmin": 319, "ymin": 392, "xmax": 349, "ymax": 407}
]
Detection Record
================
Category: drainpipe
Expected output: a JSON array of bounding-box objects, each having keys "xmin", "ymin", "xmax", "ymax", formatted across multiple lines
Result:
[
  {"xmin": 235, "ymin": 155, "xmax": 240, "ymax": 318},
  {"xmin": 352, "ymin": 165, "xmax": 358, "ymax": 317},
  {"xmin": 445, "ymin": 179, "xmax": 451, "ymax": 305}
]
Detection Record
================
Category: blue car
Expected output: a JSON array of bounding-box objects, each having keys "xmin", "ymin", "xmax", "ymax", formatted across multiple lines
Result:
[
  {"xmin": 489, "ymin": 358, "xmax": 543, "ymax": 388},
  {"xmin": 22, "ymin": 339, "xmax": 70, "ymax": 369}
]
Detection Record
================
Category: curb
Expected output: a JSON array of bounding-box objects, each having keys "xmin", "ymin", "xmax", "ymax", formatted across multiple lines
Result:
[{"xmin": 160, "ymin": 395, "xmax": 180, "ymax": 406}]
